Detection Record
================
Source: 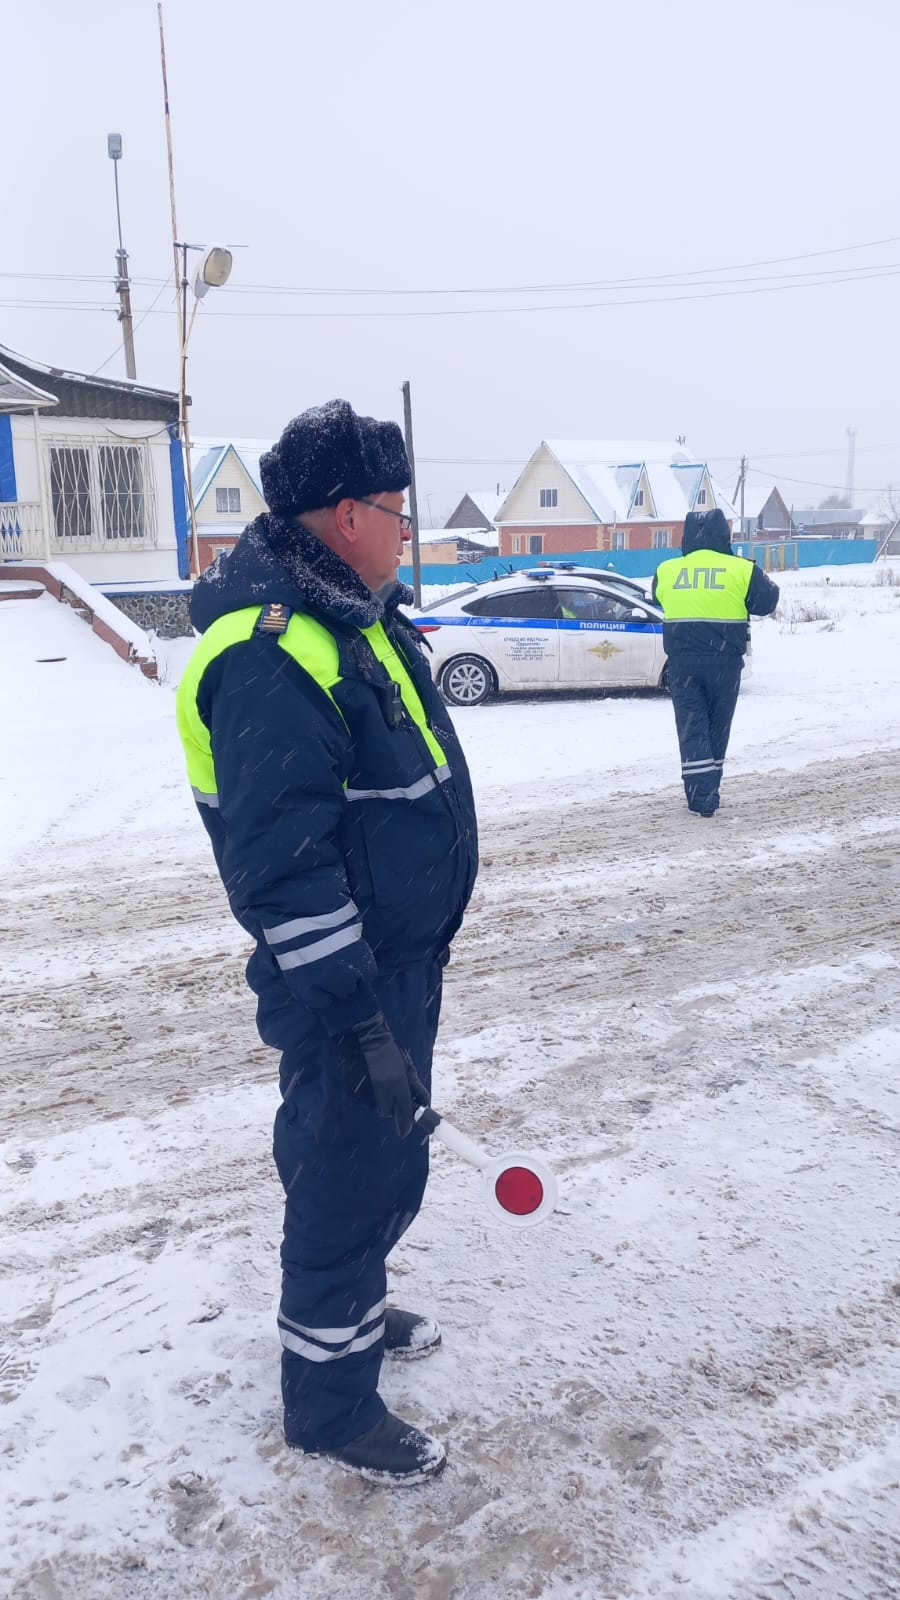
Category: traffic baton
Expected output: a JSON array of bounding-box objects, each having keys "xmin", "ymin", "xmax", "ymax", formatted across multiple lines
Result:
[{"xmin": 415, "ymin": 1105, "xmax": 558, "ymax": 1227}]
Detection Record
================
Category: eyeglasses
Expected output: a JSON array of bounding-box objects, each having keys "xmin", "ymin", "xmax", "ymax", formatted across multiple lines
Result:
[{"xmin": 358, "ymin": 498, "xmax": 412, "ymax": 533}]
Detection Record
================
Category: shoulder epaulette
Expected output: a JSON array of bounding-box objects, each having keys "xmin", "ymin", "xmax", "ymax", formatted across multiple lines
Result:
[{"xmin": 257, "ymin": 603, "xmax": 292, "ymax": 635}]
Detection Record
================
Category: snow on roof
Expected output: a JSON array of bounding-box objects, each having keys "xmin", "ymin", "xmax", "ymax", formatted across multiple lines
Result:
[
  {"xmin": 792, "ymin": 506, "xmax": 866, "ymax": 527},
  {"xmin": 191, "ymin": 437, "xmax": 271, "ymax": 501},
  {"xmin": 0, "ymin": 342, "xmax": 178, "ymax": 421},
  {"xmin": 739, "ymin": 483, "xmax": 781, "ymax": 519},
  {"xmin": 418, "ymin": 527, "xmax": 497, "ymax": 548},
  {"xmin": 465, "ymin": 491, "xmax": 505, "ymax": 525},
  {"xmin": 860, "ymin": 492, "xmax": 900, "ymax": 528},
  {"xmin": 509, "ymin": 440, "xmax": 738, "ymax": 525},
  {"xmin": 0, "ymin": 359, "xmax": 58, "ymax": 413}
]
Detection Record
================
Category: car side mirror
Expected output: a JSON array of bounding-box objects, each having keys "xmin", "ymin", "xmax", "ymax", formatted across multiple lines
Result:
[{"xmin": 629, "ymin": 607, "xmax": 649, "ymax": 622}]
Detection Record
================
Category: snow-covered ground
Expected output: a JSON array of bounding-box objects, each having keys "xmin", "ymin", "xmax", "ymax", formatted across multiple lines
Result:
[{"xmin": 2, "ymin": 566, "xmax": 900, "ymax": 1599}]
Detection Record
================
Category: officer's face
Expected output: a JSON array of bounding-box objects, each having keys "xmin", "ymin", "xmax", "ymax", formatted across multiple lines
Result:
[{"xmin": 352, "ymin": 493, "xmax": 411, "ymax": 591}]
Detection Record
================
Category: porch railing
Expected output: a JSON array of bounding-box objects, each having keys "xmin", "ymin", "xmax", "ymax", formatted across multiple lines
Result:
[{"xmin": 0, "ymin": 502, "xmax": 45, "ymax": 561}]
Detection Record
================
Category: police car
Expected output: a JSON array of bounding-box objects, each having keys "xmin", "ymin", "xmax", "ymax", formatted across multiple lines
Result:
[{"xmin": 409, "ymin": 563, "xmax": 667, "ymax": 706}]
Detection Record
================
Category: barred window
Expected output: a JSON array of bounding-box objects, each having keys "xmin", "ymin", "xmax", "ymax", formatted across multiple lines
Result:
[
  {"xmin": 100, "ymin": 445, "xmax": 145, "ymax": 540},
  {"xmin": 45, "ymin": 436, "xmax": 157, "ymax": 550},
  {"xmin": 50, "ymin": 448, "xmax": 93, "ymax": 541}
]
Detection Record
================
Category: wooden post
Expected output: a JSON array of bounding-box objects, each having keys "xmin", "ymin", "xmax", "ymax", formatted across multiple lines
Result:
[{"xmin": 32, "ymin": 409, "xmax": 52, "ymax": 562}]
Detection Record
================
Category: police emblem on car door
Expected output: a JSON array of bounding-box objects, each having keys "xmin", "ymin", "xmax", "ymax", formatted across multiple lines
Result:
[
  {"xmin": 555, "ymin": 587, "xmax": 659, "ymax": 686},
  {"xmin": 460, "ymin": 587, "xmax": 560, "ymax": 687}
]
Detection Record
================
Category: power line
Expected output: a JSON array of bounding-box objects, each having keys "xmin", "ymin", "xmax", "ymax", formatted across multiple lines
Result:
[
  {"xmin": 6, "ymin": 254, "xmax": 894, "ymax": 307},
  {"xmin": 743, "ymin": 465, "xmax": 883, "ymax": 494},
  {"xmin": 3, "ymin": 263, "xmax": 899, "ymax": 321},
  {"xmin": 2, "ymin": 229, "xmax": 899, "ymax": 297},
  {"xmin": 164, "ymin": 258, "xmax": 900, "ymax": 299},
  {"xmin": 89, "ymin": 277, "xmax": 176, "ymax": 377}
]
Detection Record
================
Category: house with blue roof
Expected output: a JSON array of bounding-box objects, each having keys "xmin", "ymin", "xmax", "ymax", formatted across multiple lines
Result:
[
  {"xmin": 495, "ymin": 440, "xmax": 737, "ymax": 559},
  {"xmin": 190, "ymin": 437, "xmax": 270, "ymax": 570}
]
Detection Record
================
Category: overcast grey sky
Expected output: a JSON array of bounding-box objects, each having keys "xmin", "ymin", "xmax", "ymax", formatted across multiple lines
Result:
[{"xmin": 6, "ymin": 0, "xmax": 899, "ymax": 518}]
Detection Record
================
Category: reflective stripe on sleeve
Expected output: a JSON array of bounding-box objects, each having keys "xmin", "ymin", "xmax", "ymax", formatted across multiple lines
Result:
[
  {"xmin": 273, "ymin": 922, "xmax": 363, "ymax": 970},
  {"xmin": 345, "ymin": 764, "xmax": 451, "ymax": 803},
  {"xmin": 263, "ymin": 900, "xmax": 359, "ymax": 947},
  {"xmin": 191, "ymin": 788, "xmax": 220, "ymax": 808}
]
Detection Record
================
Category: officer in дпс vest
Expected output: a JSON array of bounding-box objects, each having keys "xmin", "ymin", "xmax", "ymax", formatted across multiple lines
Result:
[
  {"xmin": 652, "ymin": 508, "xmax": 779, "ymax": 816},
  {"xmin": 176, "ymin": 400, "xmax": 477, "ymax": 1484}
]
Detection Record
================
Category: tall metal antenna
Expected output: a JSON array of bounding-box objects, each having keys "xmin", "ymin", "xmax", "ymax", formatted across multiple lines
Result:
[{"xmin": 158, "ymin": 1, "xmax": 201, "ymax": 577}]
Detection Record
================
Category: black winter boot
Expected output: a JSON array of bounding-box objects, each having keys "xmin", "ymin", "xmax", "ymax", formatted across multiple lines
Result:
[
  {"xmin": 322, "ymin": 1411, "xmax": 447, "ymax": 1484},
  {"xmin": 384, "ymin": 1307, "xmax": 442, "ymax": 1361}
]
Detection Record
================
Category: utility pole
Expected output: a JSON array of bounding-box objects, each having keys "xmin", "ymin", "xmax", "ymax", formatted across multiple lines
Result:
[
  {"xmin": 734, "ymin": 454, "xmax": 747, "ymax": 523},
  {"xmin": 845, "ymin": 427, "xmax": 857, "ymax": 505},
  {"xmin": 401, "ymin": 380, "xmax": 422, "ymax": 607},
  {"xmin": 107, "ymin": 133, "xmax": 136, "ymax": 380}
]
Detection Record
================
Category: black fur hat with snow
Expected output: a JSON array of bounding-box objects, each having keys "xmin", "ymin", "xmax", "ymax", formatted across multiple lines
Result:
[{"xmin": 260, "ymin": 399, "xmax": 411, "ymax": 518}]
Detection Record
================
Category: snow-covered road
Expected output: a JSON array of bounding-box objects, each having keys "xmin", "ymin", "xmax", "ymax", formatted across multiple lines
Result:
[{"xmin": 2, "ymin": 570, "xmax": 899, "ymax": 1598}]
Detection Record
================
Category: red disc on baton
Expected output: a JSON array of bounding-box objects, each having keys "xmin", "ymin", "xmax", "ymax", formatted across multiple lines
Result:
[{"xmin": 494, "ymin": 1164, "xmax": 545, "ymax": 1216}]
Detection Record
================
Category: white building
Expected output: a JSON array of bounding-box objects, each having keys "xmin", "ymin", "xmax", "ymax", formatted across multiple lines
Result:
[{"xmin": 0, "ymin": 342, "xmax": 187, "ymax": 581}]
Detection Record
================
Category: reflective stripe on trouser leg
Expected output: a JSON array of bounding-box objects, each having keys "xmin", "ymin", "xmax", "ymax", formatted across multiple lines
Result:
[
  {"xmin": 668, "ymin": 656, "xmax": 720, "ymax": 812},
  {"xmin": 273, "ymin": 960, "xmax": 444, "ymax": 1453},
  {"xmin": 668, "ymin": 654, "xmax": 742, "ymax": 812}
]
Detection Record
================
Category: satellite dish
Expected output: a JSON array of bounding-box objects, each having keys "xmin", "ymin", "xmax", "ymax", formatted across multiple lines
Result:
[{"xmin": 192, "ymin": 242, "xmax": 233, "ymax": 300}]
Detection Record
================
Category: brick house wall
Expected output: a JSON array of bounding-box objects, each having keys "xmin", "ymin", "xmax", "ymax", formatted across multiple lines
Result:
[
  {"xmin": 499, "ymin": 521, "xmax": 683, "ymax": 556},
  {"xmin": 500, "ymin": 524, "xmax": 601, "ymax": 556},
  {"xmin": 605, "ymin": 522, "xmax": 684, "ymax": 551},
  {"xmin": 197, "ymin": 532, "xmax": 239, "ymax": 572}
]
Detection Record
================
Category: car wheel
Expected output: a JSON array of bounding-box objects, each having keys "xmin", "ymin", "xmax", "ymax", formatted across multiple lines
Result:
[
  {"xmin": 658, "ymin": 662, "xmax": 670, "ymax": 693},
  {"xmin": 439, "ymin": 655, "xmax": 495, "ymax": 707}
]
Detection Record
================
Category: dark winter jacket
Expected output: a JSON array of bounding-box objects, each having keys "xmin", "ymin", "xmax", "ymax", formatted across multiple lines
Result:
[
  {"xmin": 651, "ymin": 509, "xmax": 780, "ymax": 659},
  {"xmin": 179, "ymin": 515, "xmax": 478, "ymax": 1051}
]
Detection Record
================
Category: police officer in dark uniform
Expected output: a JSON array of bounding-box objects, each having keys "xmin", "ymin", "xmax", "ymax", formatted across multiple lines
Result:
[
  {"xmin": 652, "ymin": 508, "xmax": 779, "ymax": 815},
  {"xmin": 177, "ymin": 400, "xmax": 477, "ymax": 1483}
]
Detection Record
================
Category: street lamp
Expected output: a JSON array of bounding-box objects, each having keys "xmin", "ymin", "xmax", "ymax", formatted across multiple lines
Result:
[
  {"xmin": 175, "ymin": 240, "xmax": 233, "ymax": 577},
  {"xmin": 107, "ymin": 132, "xmax": 137, "ymax": 380}
]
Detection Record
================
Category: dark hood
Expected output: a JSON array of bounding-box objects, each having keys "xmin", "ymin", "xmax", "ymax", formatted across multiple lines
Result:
[
  {"xmin": 190, "ymin": 513, "xmax": 413, "ymax": 634},
  {"xmin": 681, "ymin": 507, "xmax": 733, "ymax": 556}
]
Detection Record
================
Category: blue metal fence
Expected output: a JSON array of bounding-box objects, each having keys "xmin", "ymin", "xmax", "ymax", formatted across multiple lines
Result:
[{"xmin": 404, "ymin": 539, "xmax": 881, "ymax": 589}]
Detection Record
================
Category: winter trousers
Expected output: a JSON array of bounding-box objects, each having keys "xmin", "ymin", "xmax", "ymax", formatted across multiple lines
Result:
[
  {"xmin": 667, "ymin": 653, "xmax": 743, "ymax": 814},
  {"xmin": 272, "ymin": 959, "xmax": 444, "ymax": 1452}
]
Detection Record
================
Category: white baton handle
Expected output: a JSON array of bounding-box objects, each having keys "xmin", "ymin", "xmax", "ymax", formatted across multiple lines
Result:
[{"xmin": 417, "ymin": 1107, "xmax": 492, "ymax": 1173}]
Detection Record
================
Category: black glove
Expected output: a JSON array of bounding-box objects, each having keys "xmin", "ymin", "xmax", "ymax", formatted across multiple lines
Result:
[{"xmin": 345, "ymin": 1013, "xmax": 429, "ymax": 1138}]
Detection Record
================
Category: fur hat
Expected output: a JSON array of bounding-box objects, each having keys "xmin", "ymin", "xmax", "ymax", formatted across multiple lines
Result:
[
  {"xmin": 259, "ymin": 399, "xmax": 411, "ymax": 518},
  {"xmin": 681, "ymin": 507, "xmax": 733, "ymax": 556}
]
